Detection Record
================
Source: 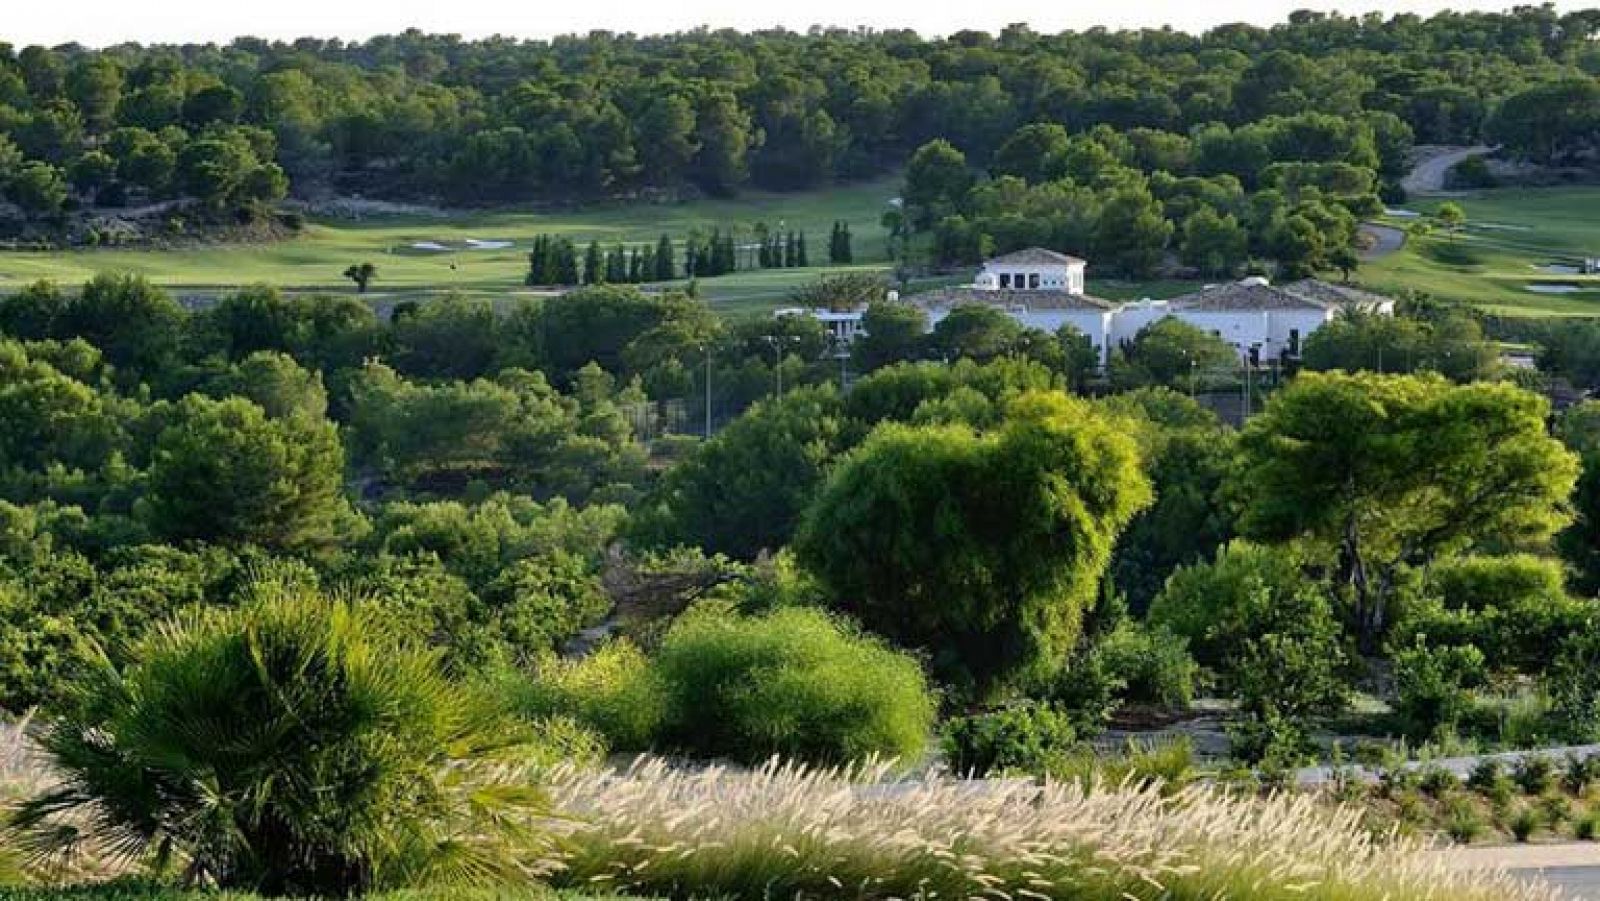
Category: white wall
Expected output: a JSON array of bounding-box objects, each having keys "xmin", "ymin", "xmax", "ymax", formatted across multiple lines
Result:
[{"xmin": 977, "ymin": 262, "xmax": 1085, "ymax": 293}]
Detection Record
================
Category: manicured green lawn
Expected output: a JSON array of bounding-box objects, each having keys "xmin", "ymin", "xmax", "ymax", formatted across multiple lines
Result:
[
  {"xmin": 0, "ymin": 177, "xmax": 904, "ymax": 319},
  {"xmin": 1359, "ymin": 186, "xmax": 1600, "ymax": 317}
]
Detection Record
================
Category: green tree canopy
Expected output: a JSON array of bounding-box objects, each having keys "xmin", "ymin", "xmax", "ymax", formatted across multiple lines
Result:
[
  {"xmin": 143, "ymin": 394, "xmax": 354, "ymax": 554},
  {"xmin": 1233, "ymin": 371, "xmax": 1578, "ymax": 650},
  {"xmin": 796, "ymin": 391, "xmax": 1151, "ymax": 697}
]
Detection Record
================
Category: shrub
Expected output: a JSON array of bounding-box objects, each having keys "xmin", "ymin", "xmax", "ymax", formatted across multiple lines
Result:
[
  {"xmin": 1443, "ymin": 796, "xmax": 1485, "ymax": 844},
  {"xmin": 1509, "ymin": 805, "xmax": 1541, "ymax": 842},
  {"xmin": 941, "ymin": 702, "xmax": 1077, "ymax": 776},
  {"xmin": 1392, "ymin": 640, "xmax": 1487, "ymax": 739},
  {"xmin": 10, "ymin": 585, "xmax": 549, "ymax": 896},
  {"xmin": 1567, "ymin": 752, "xmax": 1600, "ymax": 796},
  {"xmin": 1089, "ymin": 622, "xmax": 1198, "ymax": 709},
  {"xmin": 1547, "ymin": 628, "xmax": 1600, "ymax": 742},
  {"xmin": 509, "ymin": 640, "xmax": 668, "ymax": 752},
  {"xmin": 1577, "ymin": 811, "xmax": 1600, "ymax": 841},
  {"xmin": 1418, "ymin": 765, "xmax": 1460, "ymax": 798},
  {"xmin": 1514, "ymin": 755, "xmax": 1557, "ymax": 795},
  {"xmin": 1468, "ymin": 760, "xmax": 1516, "ymax": 808},
  {"xmin": 1539, "ymin": 793, "xmax": 1573, "ymax": 827},
  {"xmin": 653, "ymin": 606, "xmax": 937, "ymax": 765}
]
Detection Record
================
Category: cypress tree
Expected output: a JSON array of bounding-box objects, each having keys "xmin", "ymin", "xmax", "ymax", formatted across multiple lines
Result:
[
  {"xmin": 532, "ymin": 234, "xmax": 549, "ymax": 283},
  {"xmin": 828, "ymin": 221, "xmax": 842, "ymax": 264},
  {"xmin": 784, "ymin": 232, "xmax": 797, "ymax": 268},
  {"xmin": 797, "ymin": 230, "xmax": 809, "ymax": 267},
  {"xmin": 584, "ymin": 240, "xmax": 604, "ymax": 284},
  {"xmin": 841, "ymin": 223, "xmax": 853, "ymax": 263},
  {"xmin": 556, "ymin": 238, "xmax": 579, "ymax": 285},
  {"xmin": 722, "ymin": 231, "xmax": 737, "ymax": 274},
  {"xmin": 628, "ymin": 248, "xmax": 643, "ymax": 283},
  {"xmin": 640, "ymin": 244, "xmax": 657, "ymax": 282},
  {"xmin": 655, "ymin": 234, "xmax": 675, "ymax": 280},
  {"xmin": 608, "ymin": 244, "xmax": 628, "ymax": 282},
  {"xmin": 707, "ymin": 228, "xmax": 723, "ymax": 275}
]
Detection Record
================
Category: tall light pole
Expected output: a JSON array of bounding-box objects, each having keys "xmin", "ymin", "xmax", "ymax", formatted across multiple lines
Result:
[{"xmin": 764, "ymin": 334, "xmax": 799, "ymax": 398}]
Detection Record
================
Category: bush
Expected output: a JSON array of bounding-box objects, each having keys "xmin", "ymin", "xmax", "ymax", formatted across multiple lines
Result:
[
  {"xmin": 10, "ymin": 584, "xmax": 549, "ymax": 896},
  {"xmin": 1443, "ymin": 796, "xmax": 1485, "ymax": 844},
  {"xmin": 1419, "ymin": 764, "xmax": 1460, "ymax": 798},
  {"xmin": 509, "ymin": 640, "xmax": 668, "ymax": 753},
  {"xmin": 1513, "ymin": 755, "xmax": 1557, "ymax": 795},
  {"xmin": 1392, "ymin": 640, "xmax": 1487, "ymax": 739},
  {"xmin": 1547, "ymin": 628, "xmax": 1600, "ymax": 742},
  {"xmin": 1510, "ymin": 805, "xmax": 1541, "ymax": 842},
  {"xmin": 1577, "ymin": 811, "xmax": 1600, "ymax": 841},
  {"xmin": 1089, "ymin": 622, "xmax": 1197, "ymax": 709},
  {"xmin": 1567, "ymin": 752, "xmax": 1600, "ymax": 796},
  {"xmin": 654, "ymin": 606, "xmax": 937, "ymax": 765},
  {"xmin": 941, "ymin": 702, "xmax": 1078, "ymax": 777}
]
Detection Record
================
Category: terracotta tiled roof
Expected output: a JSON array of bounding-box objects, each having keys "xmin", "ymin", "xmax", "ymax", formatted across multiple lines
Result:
[
  {"xmin": 1281, "ymin": 279, "xmax": 1398, "ymax": 310},
  {"xmin": 1171, "ymin": 281, "xmax": 1334, "ymax": 312},
  {"xmin": 983, "ymin": 247, "xmax": 1088, "ymax": 267},
  {"xmin": 912, "ymin": 287, "xmax": 1115, "ymax": 311}
]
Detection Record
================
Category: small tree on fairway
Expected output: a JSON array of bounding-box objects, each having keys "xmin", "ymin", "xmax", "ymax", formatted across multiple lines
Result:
[{"xmin": 343, "ymin": 261, "xmax": 377, "ymax": 293}]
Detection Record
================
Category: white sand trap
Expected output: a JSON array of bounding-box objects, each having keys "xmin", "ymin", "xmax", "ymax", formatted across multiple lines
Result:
[
  {"xmin": 1475, "ymin": 222, "xmax": 1532, "ymax": 231},
  {"xmin": 464, "ymin": 239, "xmax": 513, "ymax": 250},
  {"xmin": 1384, "ymin": 208, "xmax": 1421, "ymax": 218},
  {"xmin": 411, "ymin": 241, "xmax": 451, "ymax": 251},
  {"xmin": 1527, "ymin": 284, "xmax": 1583, "ymax": 294},
  {"xmin": 1533, "ymin": 263, "xmax": 1581, "ymax": 275}
]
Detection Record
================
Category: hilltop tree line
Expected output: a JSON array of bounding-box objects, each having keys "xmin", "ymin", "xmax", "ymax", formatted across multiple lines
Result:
[{"xmin": 0, "ymin": 8, "xmax": 1596, "ymax": 223}]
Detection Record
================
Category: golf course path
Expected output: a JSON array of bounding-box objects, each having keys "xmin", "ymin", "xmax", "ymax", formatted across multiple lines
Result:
[
  {"xmin": 1442, "ymin": 843, "xmax": 1600, "ymax": 899},
  {"xmin": 1359, "ymin": 222, "xmax": 1405, "ymax": 260},
  {"xmin": 1403, "ymin": 145, "xmax": 1494, "ymax": 196}
]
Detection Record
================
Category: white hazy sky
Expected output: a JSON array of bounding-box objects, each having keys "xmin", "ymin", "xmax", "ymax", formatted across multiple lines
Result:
[{"xmin": 5, "ymin": 0, "xmax": 1587, "ymax": 48}]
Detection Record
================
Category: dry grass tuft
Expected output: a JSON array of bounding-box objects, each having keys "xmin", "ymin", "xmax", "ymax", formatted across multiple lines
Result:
[{"xmin": 542, "ymin": 757, "xmax": 1563, "ymax": 901}]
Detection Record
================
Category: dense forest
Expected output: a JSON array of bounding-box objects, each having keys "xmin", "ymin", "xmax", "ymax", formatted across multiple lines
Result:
[{"xmin": 0, "ymin": 6, "xmax": 1597, "ymax": 228}]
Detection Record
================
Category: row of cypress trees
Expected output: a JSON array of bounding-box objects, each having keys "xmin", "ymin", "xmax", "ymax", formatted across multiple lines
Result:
[{"xmin": 527, "ymin": 223, "xmax": 848, "ymax": 286}]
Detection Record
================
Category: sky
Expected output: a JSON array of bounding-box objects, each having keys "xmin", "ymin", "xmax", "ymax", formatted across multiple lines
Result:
[{"xmin": 2, "ymin": 0, "xmax": 1585, "ymax": 47}]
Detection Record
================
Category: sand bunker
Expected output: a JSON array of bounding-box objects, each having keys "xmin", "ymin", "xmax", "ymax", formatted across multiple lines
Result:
[
  {"xmin": 464, "ymin": 238, "xmax": 513, "ymax": 250},
  {"xmin": 410, "ymin": 241, "xmax": 450, "ymax": 251},
  {"xmin": 1385, "ymin": 208, "xmax": 1421, "ymax": 218},
  {"xmin": 1526, "ymin": 283, "xmax": 1583, "ymax": 294},
  {"xmin": 1533, "ymin": 263, "xmax": 1581, "ymax": 275}
]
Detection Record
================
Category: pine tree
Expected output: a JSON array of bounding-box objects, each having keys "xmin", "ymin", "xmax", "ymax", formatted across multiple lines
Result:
[
  {"xmin": 796, "ymin": 230, "xmax": 808, "ymax": 267},
  {"xmin": 584, "ymin": 240, "xmax": 604, "ymax": 284},
  {"xmin": 655, "ymin": 234, "xmax": 675, "ymax": 280}
]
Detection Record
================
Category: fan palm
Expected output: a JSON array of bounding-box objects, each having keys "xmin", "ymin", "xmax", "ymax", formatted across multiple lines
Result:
[{"xmin": 8, "ymin": 583, "xmax": 550, "ymax": 897}]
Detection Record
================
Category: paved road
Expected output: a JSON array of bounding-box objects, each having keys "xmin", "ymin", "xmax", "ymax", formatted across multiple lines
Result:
[
  {"xmin": 1447, "ymin": 844, "xmax": 1600, "ymax": 899},
  {"xmin": 1402, "ymin": 144, "xmax": 1494, "ymax": 195}
]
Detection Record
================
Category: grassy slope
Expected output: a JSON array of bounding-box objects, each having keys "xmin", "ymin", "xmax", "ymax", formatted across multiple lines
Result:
[
  {"xmin": 1359, "ymin": 186, "xmax": 1600, "ymax": 317},
  {"xmin": 0, "ymin": 178, "xmax": 904, "ymax": 319}
]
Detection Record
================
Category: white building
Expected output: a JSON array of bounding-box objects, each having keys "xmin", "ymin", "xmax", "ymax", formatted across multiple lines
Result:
[
  {"xmin": 774, "ymin": 306, "xmax": 867, "ymax": 345},
  {"xmin": 774, "ymin": 247, "xmax": 1395, "ymax": 367},
  {"xmin": 914, "ymin": 248, "xmax": 1118, "ymax": 364}
]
